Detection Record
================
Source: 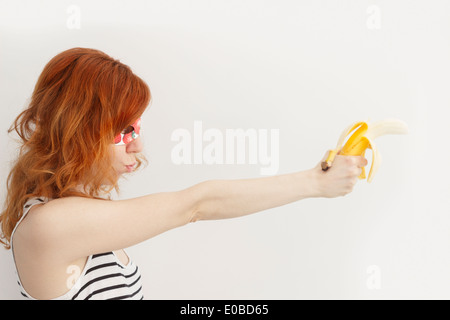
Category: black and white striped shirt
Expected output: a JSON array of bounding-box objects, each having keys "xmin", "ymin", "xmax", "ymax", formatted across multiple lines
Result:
[{"xmin": 11, "ymin": 197, "xmax": 144, "ymax": 300}]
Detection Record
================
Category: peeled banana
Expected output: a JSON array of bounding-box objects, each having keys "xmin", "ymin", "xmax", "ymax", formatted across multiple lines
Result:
[{"xmin": 321, "ymin": 118, "xmax": 409, "ymax": 182}]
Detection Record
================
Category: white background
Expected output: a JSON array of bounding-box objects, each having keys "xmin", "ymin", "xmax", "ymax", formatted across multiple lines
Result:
[{"xmin": 1, "ymin": 0, "xmax": 449, "ymax": 299}]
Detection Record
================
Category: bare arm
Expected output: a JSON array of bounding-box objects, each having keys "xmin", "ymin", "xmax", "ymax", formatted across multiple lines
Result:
[
  {"xmin": 190, "ymin": 153, "xmax": 367, "ymax": 221},
  {"xmin": 31, "ymin": 153, "xmax": 366, "ymax": 262},
  {"xmin": 30, "ymin": 189, "xmax": 200, "ymax": 261},
  {"xmin": 191, "ymin": 170, "xmax": 318, "ymax": 222}
]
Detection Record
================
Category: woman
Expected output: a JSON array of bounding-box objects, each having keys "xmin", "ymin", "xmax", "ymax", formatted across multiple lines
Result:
[{"xmin": 0, "ymin": 47, "xmax": 367, "ymax": 300}]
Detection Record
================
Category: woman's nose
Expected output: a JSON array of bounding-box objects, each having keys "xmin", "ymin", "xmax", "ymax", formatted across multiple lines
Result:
[{"xmin": 126, "ymin": 136, "xmax": 143, "ymax": 153}]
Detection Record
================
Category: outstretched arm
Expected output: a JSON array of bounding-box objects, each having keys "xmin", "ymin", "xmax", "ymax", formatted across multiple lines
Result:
[
  {"xmin": 191, "ymin": 170, "xmax": 317, "ymax": 222},
  {"xmin": 190, "ymin": 153, "xmax": 367, "ymax": 222},
  {"xmin": 29, "ymin": 153, "xmax": 366, "ymax": 263}
]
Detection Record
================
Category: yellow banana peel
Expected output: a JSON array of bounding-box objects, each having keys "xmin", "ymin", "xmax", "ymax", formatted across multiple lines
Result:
[{"xmin": 321, "ymin": 118, "xmax": 409, "ymax": 183}]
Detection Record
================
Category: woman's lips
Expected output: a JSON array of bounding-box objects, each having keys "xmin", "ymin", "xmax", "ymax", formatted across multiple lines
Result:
[{"xmin": 125, "ymin": 162, "xmax": 136, "ymax": 172}]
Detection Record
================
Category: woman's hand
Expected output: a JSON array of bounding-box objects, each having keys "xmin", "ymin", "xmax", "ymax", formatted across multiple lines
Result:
[{"xmin": 312, "ymin": 151, "xmax": 368, "ymax": 198}]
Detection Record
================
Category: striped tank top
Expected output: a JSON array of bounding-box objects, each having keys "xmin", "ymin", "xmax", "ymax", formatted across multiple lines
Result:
[{"xmin": 11, "ymin": 197, "xmax": 144, "ymax": 300}]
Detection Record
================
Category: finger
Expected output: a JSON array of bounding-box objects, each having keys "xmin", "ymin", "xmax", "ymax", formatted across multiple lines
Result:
[{"xmin": 358, "ymin": 156, "xmax": 368, "ymax": 168}]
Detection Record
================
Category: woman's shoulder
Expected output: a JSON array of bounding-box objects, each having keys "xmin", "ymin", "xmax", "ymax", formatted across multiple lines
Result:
[
  {"xmin": 15, "ymin": 197, "xmax": 53, "ymax": 245},
  {"xmin": 22, "ymin": 196, "xmax": 78, "ymax": 221},
  {"xmin": 25, "ymin": 195, "xmax": 110, "ymax": 215},
  {"xmin": 16, "ymin": 197, "xmax": 52, "ymax": 236},
  {"xmin": 16, "ymin": 196, "xmax": 99, "ymax": 244}
]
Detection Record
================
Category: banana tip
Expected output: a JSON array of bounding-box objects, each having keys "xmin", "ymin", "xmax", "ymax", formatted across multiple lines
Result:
[{"xmin": 321, "ymin": 161, "xmax": 331, "ymax": 171}]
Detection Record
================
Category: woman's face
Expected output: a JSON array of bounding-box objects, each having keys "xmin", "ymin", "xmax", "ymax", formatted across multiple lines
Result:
[{"xmin": 72, "ymin": 119, "xmax": 144, "ymax": 194}]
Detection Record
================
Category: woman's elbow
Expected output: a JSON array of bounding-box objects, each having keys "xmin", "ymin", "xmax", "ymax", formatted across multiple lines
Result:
[{"xmin": 182, "ymin": 180, "xmax": 212, "ymax": 224}]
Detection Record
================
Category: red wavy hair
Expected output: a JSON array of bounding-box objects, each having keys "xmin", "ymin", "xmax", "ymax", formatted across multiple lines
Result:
[{"xmin": 0, "ymin": 47, "xmax": 151, "ymax": 249}]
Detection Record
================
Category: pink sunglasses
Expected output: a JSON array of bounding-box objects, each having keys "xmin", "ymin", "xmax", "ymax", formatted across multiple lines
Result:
[{"xmin": 113, "ymin": 117, "xmax": 141, "ymax": 146}]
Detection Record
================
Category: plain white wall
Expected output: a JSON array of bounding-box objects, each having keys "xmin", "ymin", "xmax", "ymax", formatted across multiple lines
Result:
[{"xmin": 1, "ymin": 0, "xmax": 449, "ymax": 299}]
